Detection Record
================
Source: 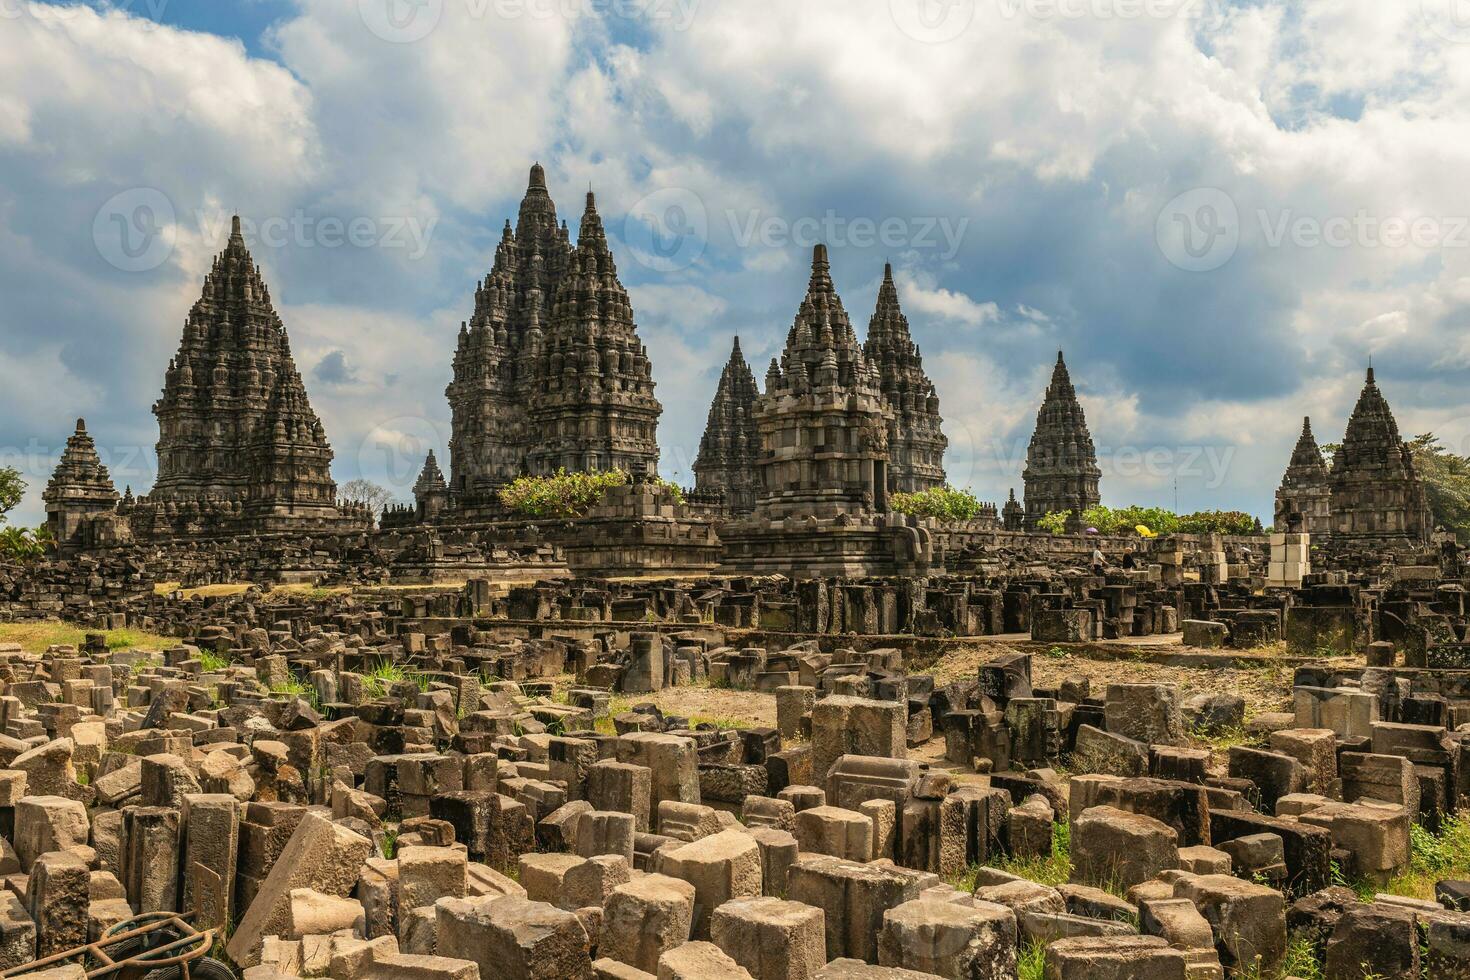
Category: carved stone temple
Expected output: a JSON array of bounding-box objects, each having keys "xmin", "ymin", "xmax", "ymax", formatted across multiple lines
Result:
[
  {"xmin": 1274, "ymin": 416, "xmax": 1331, "ymax": 535},
  {"xmin": 718, "ymin": 245, "xmax": 934, "ymax": 577},
  {"xmin": 863, "ymin": 263, "xmax": 947, "ymax": 494},
  {"xmin": 120, "ymin": 217, "xmax": 368, "ymax": 540},
  {"xmin": 1022, "ymin": 351, "xmax": 1102, "ymax": 529},
  {"xmin": 693, "ymin": 336, "xmax": 762, "ymax": 515},
  {"xmin": 43, "ymin": 419, "xmax": 127, "ymax": 553},
  {"xmin": 446, "ymin": 165, "xmax": 661, "ymax": 511},
  {"xmin": 1327, "ymin": 367, "xmax": 1432, "ymax": 549}
]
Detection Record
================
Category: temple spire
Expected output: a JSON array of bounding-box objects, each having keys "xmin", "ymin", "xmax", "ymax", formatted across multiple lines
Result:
[
  {"xmin": 863, "ymin": 260, "xmax": 947, "ymax": 493},
  {"xmin": 1023, "ymin": 348, "xmax": 1101, "ymax": 530}
]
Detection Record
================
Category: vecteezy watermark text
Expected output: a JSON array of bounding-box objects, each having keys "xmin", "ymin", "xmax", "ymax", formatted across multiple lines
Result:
[
  {"xmin": 728, "ymin": 210, "xmax": 970, "ymax": 260},
  {"xmin": 357, "ymin": 0, "xmax": 699, "ymax": 43},
  {"xmin": 92, "ymin": 190, "xmax": 439, "ymax": 273},
  {"xmin": 1157, "ymin": 187, "xmax": 1470, "ymax": 273}
]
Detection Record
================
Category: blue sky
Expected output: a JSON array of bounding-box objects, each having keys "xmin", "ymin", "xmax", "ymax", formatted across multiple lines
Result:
[{"xmin": 3, "ymin": 1, "xmax": 1470, "ymax": 526}]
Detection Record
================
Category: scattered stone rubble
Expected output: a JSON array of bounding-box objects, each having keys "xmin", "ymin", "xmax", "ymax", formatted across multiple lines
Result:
[{"xmin": 0, "ymin": 592, "xmax": 1463, "ymax": 979}]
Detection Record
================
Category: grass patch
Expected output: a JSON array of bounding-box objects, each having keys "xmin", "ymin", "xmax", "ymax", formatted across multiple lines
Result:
[
  {"xmin": 1187, "ymin": 723, "xmax": 1264, "ymax": 753},
  {"xmin": 1017, "ymin": 942, "xmax": 1045, "ymax": 980},
  {"xmin": 0, "ymin": 622, "xmax": 176, "ymax": 654},
  {"xmin": 362, "ymin": 660, "xmax": 432, "ymax": 699},
  {"xmin": 950, "ymin": 822, "xmax": 1073, "ymax": 891},
  {"xmin": 269, "ymin": 674, "xmax": 321, "ymax": 710},
  {"xmin": 198, "ymin": 650, "xmax": 234, "ymax": 672}
]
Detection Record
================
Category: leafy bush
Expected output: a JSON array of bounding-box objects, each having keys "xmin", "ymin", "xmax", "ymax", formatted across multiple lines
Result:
[
  {"xmin": 890, "ymin": 485, "xmax": 986, "ymax": 520},
  {"xmin": 498, "ymin": 469, "xmax": 630, "ymax": 518},
  {"xmin": 1036, "ymin": 510, "xmax": 1072, "ymax": 535},
  {"xmin": 0, "ymin": 524, "xmax": 52, "ymax": 563},
  {"xmin": 1177, "ymin": 510, "xmax": 1257, "ymax": 535}
]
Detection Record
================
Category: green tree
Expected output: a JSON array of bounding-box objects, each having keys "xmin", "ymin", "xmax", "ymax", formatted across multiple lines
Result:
[
  {"xmin": 1409, "ymin": 433, "xmax": 1470, "ymax": 541},
  {"xmin": 0, "ymin": 467, "xmax": 22, "ymax": 525}
]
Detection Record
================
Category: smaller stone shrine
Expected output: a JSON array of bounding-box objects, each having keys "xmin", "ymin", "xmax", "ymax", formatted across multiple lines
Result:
[
  {"xmin": 42, "ymin": 419, "xmax": 129, "ymax": 554},
  {"xmin": 1275, "ymin": 416, "xmax": 1332, "ymax": 536},
  {"xmin": 693, "ymin": 336, "xmax": 762, "ymax": 515},
  {"xmin": 1023, "ymin": 351, "xmax": 1102, "ymax": 530}
]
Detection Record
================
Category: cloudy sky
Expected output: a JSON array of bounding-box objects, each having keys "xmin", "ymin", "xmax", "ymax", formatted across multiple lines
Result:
[{"xmin": 3, "ymin": 0, "xmax": 1470, "ymax": 526}]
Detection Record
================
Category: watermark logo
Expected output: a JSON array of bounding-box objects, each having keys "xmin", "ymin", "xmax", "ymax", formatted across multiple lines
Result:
[
  {"xmin": 728, "ymin": 210, "xmax": 970, "ymax": 260},
  {"xmin": 1423, "ymin": 0, "xmax": 1470, "ymax": 42},
  {"xmin": 624, "ymin": 187, "xmax": 708, "ymax": 272},
  {"xmin": 3, "ymin": 0, "xmax": 170, "ymax": 24},
  {"xmin": 355, "ymin": 415, "xmax": 449, "ymax": 492},
  {"xmin": 359, "ymin": 0, "xmax": 444, "ymax": 43},
  {"xmin": 93, "ymin": 188, "xmax": 177, "ymax": 273},
  {"xmin": 1155, "ymin": 187, "xmax": 1239, "ymax": 272},
  {"xmin": 889, "ymin": 0, "xmax": 976, "ymax": 43}
]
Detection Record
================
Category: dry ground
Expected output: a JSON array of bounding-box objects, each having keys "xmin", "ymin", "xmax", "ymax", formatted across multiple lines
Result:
[{"xmin": 0, "ymin": 621, "xmax": 176, "ymax": 654}]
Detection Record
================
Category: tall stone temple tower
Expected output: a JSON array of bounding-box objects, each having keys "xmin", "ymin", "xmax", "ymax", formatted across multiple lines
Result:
[
  {"xmin": 44, "ymin": 419, "xmax": 125, "ymax": 552},
  {"xmin": 720, "ymin": 245, "xmax": 933, "ymax": 577},
  {"xmin": 446, "ymin": 165, "xmax": 660, "ymax": 504},
  {"xmin": 524, "ymin": 191, "xmax": 662, "ymax": 476},
  {"xmin": 1022, "ymin": 351, "xmax": 1102, "ymax": 529},
  {"xmin": 126, "ymin": 217, "xmax": 365, "ymax": 539},
  {"xmin": 863, "ymin": 263, "xmax": 947, "ymax": 494},
  {"xmin": 1328, "ymin": 367, "xmax": 1432, "ymax": 548},
  {"xmin": 447, "ymin": 163, "xmax": 571, "ymax": 495},
  {"xmin": 693, "ymin": 337, "xmax": 762, "ymax": 514},
  {"xmin": 1274, "ymin": 416, "xmax": 1331, "ymax": 535}
]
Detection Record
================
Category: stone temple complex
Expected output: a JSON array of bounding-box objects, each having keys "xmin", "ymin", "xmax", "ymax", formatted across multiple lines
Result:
[
  {"xmin": 15, "ymin": 160, "xmax": 1470, "ymax": 980},
  {"xmin": 446, "ymin": 166, "xmax": 661, "ymax": 512},
  {"xmin": 718, "ymin": 245, "xmax": 933, "ymax": 578},
  {"xmin": 1022, "ymin": 352, "xmax": 1102, "ymax": 530}
]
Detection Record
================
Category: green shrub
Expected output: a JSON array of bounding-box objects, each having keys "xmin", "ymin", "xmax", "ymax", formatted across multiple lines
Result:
[
  {"xmin": 498, "ymin": 469, "xmax": 630, "ymax": 518},
  {"xmin": 1177, "ymin": 510, "xmax": 1258, "ymax": 535},
  {"xmin": 0, "ymin": 524, "xmax": 53, "ymax": 563},
  {"xmin": 1036, "ymin": 510, "xmax": 1072, "ymax": 535},
  {"xmin": 890, "ymin": 485, "xmax": 986, "ymax": 520}
]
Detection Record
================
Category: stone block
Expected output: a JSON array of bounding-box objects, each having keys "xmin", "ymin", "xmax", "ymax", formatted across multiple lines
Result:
[
  {"xmin": 795, "ymin": 806, "xmax": 874, "ymax": 863},
  {"xmin": 656, "ymin": 941, "xmax": 753, "ymax": 980},
  {"xmin": 711, "ymin": 896, "xmax": 826, "ymax": 980},
  {"xmin": 600, "ymin": 874, "xmax": 696, "ymax": 974},
  {"xmin": 811, "ymin": 697, "xmax": 907, "ymax": 787},
  {"xmin": 652, "ymin": 828, "xmax": 762, "ymax": 939},
  {"xmin": 1071, "ymin": 805, "xmax": 1179, "ymax": 891},
  {"xmin": 1172, "ymin": 873, "xmax": 1285, "ymax": 976},
  {"xmin": 1104, "ymin": 684, "xmax": 1184, "ymax": 746},
  {"xmin": 877, "ymin": 898, "xmax": 1017, "ymax": 979},
  {"xmin": 436, "ymin": 894, "xmax": 592, "ymax": 980},
  {"xmin": 587, "ymin": 760, "xmax": 652, "ymax": 832},
  {"xmin": 1044, "ymin": 935, "xmax": 1187, "ymax": 979},
  {"xmin": 786, "ymin": 855, "xmax": 926, "ymax": 963},
  {"xmin": 616, "ymin": 734, "xmax": 699, "ymax": 808},
  {"xmin": 14, "ymin": 795, "xmax": 88, "ymax": 871},
  {"xmin": 227, "ymin": 812, "xmax": 374, "ymax": 967}
]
